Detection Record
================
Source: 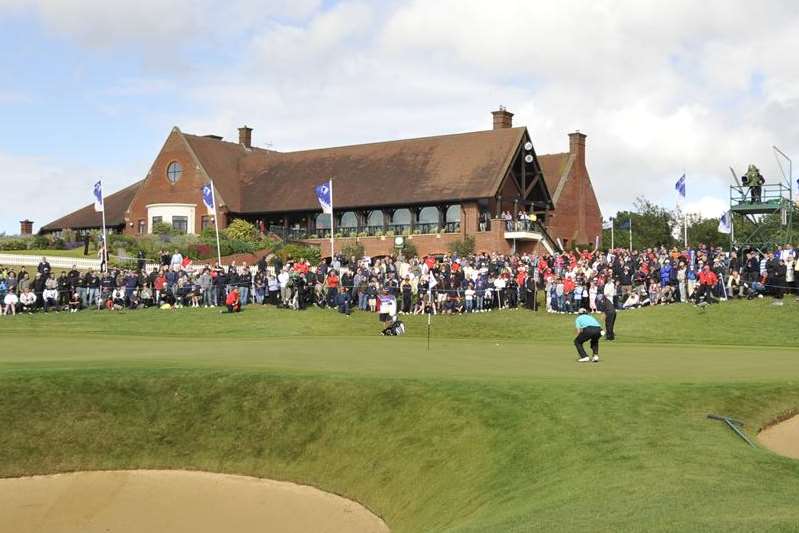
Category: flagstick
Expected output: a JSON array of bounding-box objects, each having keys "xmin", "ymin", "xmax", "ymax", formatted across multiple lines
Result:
[
  {"xmin": 683, "ymin": 170, "xmax": 688, "ymax": 249},
  {"xmin": 210, "ymin": 180, "xmax": 223, "ymax": 266},
  {"xmin": 329, "ymin": 178, "xmax": 335, "ymax": 260}
]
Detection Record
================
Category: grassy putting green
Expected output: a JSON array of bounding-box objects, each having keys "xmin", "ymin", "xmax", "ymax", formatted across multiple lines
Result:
[{"xmin": 1, "ymin": 301, "xmax": 798, "ymax": 532}]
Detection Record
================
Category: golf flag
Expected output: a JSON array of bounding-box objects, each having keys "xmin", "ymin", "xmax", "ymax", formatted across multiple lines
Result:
[
  {"xmin": 92, "ymin": 180, "xmax": 104, "ymax": 212},
  {"xmin": 201, "ymin": 182, "xmax": 215, "ymax": 214},
  {"xmin": 675, "ymin": 174, "xmax": 686, "ymax": 199},
  {"xmin": 428, "ymin": 273, "xmax": 438, "ymax": 289},
  {"xmin": 618, "ymin": 219, "xmax": 631, "ymax": 230},
  {"xmin": 718, "ymin": 211, "xmax": 732, "ymax": 234},
  {"xmin": 315, "ymin": 180, "xmax": 333, "ymax": 214},
  {"xmin": 602, "ymin": 219, "xmax": 613, "ymax": 230}
]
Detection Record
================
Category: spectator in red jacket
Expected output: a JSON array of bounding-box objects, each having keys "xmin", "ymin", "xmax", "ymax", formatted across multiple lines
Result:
[
  {"xmin": 694, "ymin": 264, "xmax": 718, "ymax": 303},
  {"xmin": 225, "ymin": 287, "xmax": 241, "ymax": 313}
]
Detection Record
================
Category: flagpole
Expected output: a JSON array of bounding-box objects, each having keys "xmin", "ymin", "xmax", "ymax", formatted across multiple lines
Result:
[
  {"xmin": 210, "ymin": 180, "xmax": 223, "ymax": 266},
  {"xmin": 329, "ymin": 178, "xmax": 335, "ymax": 261},
  {"xmin": 100, "ymin": 182, "xmax": 108, "ymax": 273},
  {"xmin": 683, "ymin": 170, "xmax": 688, "ymax": 249},
  {"xmin": 629, "ymin": 217, "xmax": 632, "ymax": 252}
]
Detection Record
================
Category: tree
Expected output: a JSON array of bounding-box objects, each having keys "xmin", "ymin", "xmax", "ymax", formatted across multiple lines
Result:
[
  {"xmin": 686, "ymin": 214, "xmax": 725, "ymax": 248},
  {"xmin": 224, "ymin": 219, "xmax": 257, "ymax": 243},
  {"xmin": 603, "ymin": 197, "xmax": 677, "ymax": 250},
  {"xmin": 447, "ymin": 235, "xmax": 475, "ymax": 257},
  {"xmin": 341, "ymin": 241, "xmax": 365, "ymax": 260}
]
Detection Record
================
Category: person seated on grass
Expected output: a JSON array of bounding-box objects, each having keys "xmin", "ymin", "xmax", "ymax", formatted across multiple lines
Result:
[
  {"xmin": 727, "ymin": 270, "xmax": 745, "ymax": 299},
  {"xmin": 694, "ymin": 264, "xmax": 718, "ymax": 304},
  {"xmin": 111, "ymin": 288, "xmax": 126, "ymax": 310},
  {"xmin": 19, "ymin": 288, "xmax": 36, "ymax": 314},
  {"xmin": 336, "ymin": 286, "xmax": 352, "ymax": 316},
  {"xmin": 412, "ymin": 299, "xmax": 425, "ymax": 315},
  {"xmin": 3, "ymin": 290, "xmax": 18, "ymax": 316},
  {"xmin": 140, "ymin": 285, "xmax": 154, "ymax": 307},
  {"xmin": 225, "ymin": 287, "xmax": 241, "ymax": 313},
  {"xmin": 42, "ymin": 285, "xmax": 59, "ymax": 312},
  {"xmin": 574, "ymin": 308, "xmax": 602, "ymax": 363},
  {"xmin": 622, "ymin": 290, "xmax": 641, "ymax": 309},
  {"xmin": 68, "ymin": 291, "xmax": 80, "ymax": 313}
]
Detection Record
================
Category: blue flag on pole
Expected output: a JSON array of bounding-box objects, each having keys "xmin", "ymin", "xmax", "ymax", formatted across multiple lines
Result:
[
  {"xmin": 675, "ymin": 174, "xmax": 686, "ymax": 198},
  {"xmin": 201, "ymin": 182, "xmax": 214, "ymax": 213},
  {"xmin": 315, "ymin": 180, "xmax": 333, "ymax": 214},
  {"xmin": 92, "ymin": 180, "xmax": 104, "ymax": 212},
  {"xmin": 618, "ymin": 219, "xmax": 631, "ymax": 230}
]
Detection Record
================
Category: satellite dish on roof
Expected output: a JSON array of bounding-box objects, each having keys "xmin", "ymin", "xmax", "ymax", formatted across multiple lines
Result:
[{"xmin": 524, "ymin": 141, "xmax": 533, "ymax": 151}]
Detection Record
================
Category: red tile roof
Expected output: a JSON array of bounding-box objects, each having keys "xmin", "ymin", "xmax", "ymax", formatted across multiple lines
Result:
[{"xmin": 40, "ymin": 180, "xmax": 143, "ymax": 231}]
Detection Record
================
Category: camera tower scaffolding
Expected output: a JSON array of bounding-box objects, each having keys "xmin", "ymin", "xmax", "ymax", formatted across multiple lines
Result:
[{"xmin": 728, "ymin": 147, "xmax": 793, "ymax": 252}]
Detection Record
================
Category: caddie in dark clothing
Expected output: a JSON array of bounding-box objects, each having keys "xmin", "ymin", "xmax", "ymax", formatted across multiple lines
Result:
[
  {"xmin": 597, "ymin": 294, "xmax": 616, "ymax": 341},
  {"xmin": 574, "ymin": 309, "xmax": 602, "ymax": 363}
]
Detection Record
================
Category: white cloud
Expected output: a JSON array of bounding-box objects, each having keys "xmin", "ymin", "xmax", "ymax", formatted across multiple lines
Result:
[
  {"xmin": 3, "ymin": 0, "xmax": 799, "ymax": 230},
  {"xmin": 0, "ymin": 152, "xmax": 132, "ymax": 235}
]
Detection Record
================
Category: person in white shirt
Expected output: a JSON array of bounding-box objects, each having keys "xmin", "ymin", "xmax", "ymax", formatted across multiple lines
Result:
[
  {"xmin": 43, "ymin": 286, "xmax": 59, "ymax": 312},
  {"xmin": 277, "ymin": 268, "xmax": 290, "ymax": 307},
  {"xmin": 19, "ymin": 288, "xmax": 36, "ymax": 313},
  {"xmin": 3, "ymin": 292, "xmax": 18, "ymax": 315},
  {"xmin": 464, "ymin": 283, "xmax": 476, "ymax": 312}
]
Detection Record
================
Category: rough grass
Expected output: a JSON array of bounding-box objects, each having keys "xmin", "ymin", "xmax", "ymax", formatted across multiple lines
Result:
[{"xmin": 1, "ymin": 300, "xmax": 798, "ymax": 532}]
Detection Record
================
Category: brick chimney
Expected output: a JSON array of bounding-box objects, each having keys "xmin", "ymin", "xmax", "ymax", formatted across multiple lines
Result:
[
  {"xmin": 20, "ymin": 220, "xmax": 33, "ymax": 236},
  {"xmin": 491, "ymin": 107, "xmax": 513, "ymax": 129},
  {"xmin": 569, "ymin": 131, "xmax": 587, "ymax": 166},
  {"xmin": 238, "ymin": 125, "xmax": 253, "ymax": 148}
]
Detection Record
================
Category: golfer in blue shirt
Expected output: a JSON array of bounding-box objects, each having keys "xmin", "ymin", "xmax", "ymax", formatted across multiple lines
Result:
[{"xmin": 574, "ymin": 308, "xmax": 603, "ymax": 363}]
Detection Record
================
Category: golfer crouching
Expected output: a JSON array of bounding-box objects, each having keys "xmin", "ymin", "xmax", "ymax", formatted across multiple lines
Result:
[{"xmin": 574, "ymin": 308, "xmax": 602, "ymax": 363}]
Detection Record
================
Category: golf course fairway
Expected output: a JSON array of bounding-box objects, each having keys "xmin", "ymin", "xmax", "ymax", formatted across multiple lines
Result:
[{"xmin": 1, "ymin": 300, "xmax": 797, "ymax": 532}]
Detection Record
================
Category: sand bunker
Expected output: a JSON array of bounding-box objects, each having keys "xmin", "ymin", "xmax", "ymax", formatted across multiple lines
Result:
[
  {"xmin": 758, "ymin": 414, "xmax": 799, "ymax": 460},
  {"xmin": 0, "ymin": 470, "xmax": 389, "ymax": 533}
]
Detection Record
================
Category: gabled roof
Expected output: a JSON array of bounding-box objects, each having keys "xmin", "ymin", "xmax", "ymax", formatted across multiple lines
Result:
[
  {"xmin": 182, "ymin": 133, "xmax": 276, "ymax": 212},
  {"xmin": 40, "ymin": 180, "xmax": 143, "ymax": 231},
  {"xmin": 237, "ymin": 127, "xmax": 527, "ymax": 212},
  {"xmin": 537, "ymin": 153, "xmax": 572, "ymax": 205}
]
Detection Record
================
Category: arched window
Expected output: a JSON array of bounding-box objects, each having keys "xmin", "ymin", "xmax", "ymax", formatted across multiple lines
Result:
[
  {"xmin": 418, "ymin": 206, "xmax": 439, "ymax": 224},
  {"xmin": 445, "ymin": 204, "xmax": 461, "ymax": 223},
  {"xmin": 340, "ymin": 211, "xmax": 358, "ymax": 229},
  {"xmin": 367, "ymin": 210, "xmax": 384, "ymax": 227},
  {"xmin": 315, "ymin": 213, "xmax": 331, "ymax": 229},
  {"xmin": 417, "ymin": 206, "xmax": 439, "ymax": 233},
  {"xmin": 392, "ymin": 209, "xmax": 411, "ymax": 225}
]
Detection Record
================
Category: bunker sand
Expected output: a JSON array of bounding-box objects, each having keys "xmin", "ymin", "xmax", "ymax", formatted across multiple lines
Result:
[
  {"xmin": 0, "ymin": 470, "xmax": 389, "ymax": 533},
  {"xmin": 758, "ymin": 414, "xmax": 799, "ymax": 460}
]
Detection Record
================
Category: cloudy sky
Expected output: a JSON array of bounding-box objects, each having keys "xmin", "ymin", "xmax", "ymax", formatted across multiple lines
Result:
[{"xmin": 1, "ymin": 0, "xmax": 797, "ymax": 234}]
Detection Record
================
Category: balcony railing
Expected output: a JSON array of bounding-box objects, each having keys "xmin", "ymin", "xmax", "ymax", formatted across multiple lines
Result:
[{"xmin": 270, "ymin": 222, "xmax": 462, "ymax": 241}]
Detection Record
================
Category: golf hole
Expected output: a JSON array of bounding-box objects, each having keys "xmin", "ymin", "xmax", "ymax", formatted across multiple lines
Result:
[
  {"xmin": 758, "ymin": 413, "xmax": 799, "ymax": 460},
  {"xmin": 0, "ymin": 470, "xmax": 389, "ymax": 533}
]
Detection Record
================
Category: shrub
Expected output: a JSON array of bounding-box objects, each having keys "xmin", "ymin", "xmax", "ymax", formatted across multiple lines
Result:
[
  {"xmin": 447, "ymin": 235, "xmax": 475, "ymax": 257},
  {"xmin": 0, "ymin": 238, "xmax": 30, "ymax": 251},
  {"xmin": 341, "ymin": 242, "xmax": 365, "ymax": 260},
  {"xmin": 224, "ymin": 219, "xmax": 257, "ymax": 243},
  {"xmin": 276, "ymin": 243, "xmax": 321, "ymax": 265},
  {"xmin": 32, "ymin": 235, "xmax": 49, "ymax": 249},
  {"xmin": 400, "ymin": 241, "xmax": 418, "ymax": 258},
  {"xmin": 152, "ymin": 222, "xmax": 175, "ymax": 236}
]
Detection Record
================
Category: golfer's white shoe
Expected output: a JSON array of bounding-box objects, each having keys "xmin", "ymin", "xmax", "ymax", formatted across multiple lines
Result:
[
  {"xmin": 592, "ymin": 355, "xmax": 600, "ymax": 362},
  {"xmin": 577, "ymin": 357, "xmax": 591, "ymax": 363}
]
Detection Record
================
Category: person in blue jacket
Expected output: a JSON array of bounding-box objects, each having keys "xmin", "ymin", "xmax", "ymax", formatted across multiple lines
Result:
[{"xmin": 574, "ymin": 308, "xmax": 603, "ymax": 363}]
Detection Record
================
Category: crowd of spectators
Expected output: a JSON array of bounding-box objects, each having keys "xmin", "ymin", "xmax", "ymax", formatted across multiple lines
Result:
[{"xmin": 0, "ymin": 243, "xmax": 796, "ymax": 317}]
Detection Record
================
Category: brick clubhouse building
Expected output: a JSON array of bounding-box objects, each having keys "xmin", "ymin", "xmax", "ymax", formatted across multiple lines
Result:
[{"xmin": 42, "ymin": 108, "xmax": 602, "ymax": 257}]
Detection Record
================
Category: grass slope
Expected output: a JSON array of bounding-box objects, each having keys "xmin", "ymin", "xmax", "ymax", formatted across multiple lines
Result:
[{"xmin": 1, "ymin": 301, "xmax": 798, "ymax": 532}]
